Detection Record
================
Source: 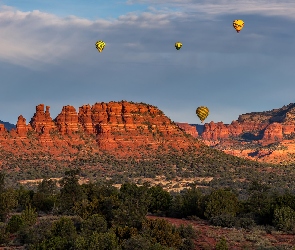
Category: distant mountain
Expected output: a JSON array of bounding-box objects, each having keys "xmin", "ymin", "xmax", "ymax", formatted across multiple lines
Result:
[
  {"xmin": 198, "ymin": 103, "xmax": 295, "ymax": 164},
  {"xmin": 0, "ymin": 120, "xmax": 15, "ymax": 131}
]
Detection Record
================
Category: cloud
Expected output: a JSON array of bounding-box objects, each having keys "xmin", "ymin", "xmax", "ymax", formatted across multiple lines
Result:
[
  {"xmin": 0, "ymin": 3, "xmax": 295, "ymax": 124},
  {"xmin": 0, "ymin": 6, "xmax": 112, "ymax": 69},
  {"xmin": 127, "ymin": 0, "xmax": 295, "ymax": 19}
]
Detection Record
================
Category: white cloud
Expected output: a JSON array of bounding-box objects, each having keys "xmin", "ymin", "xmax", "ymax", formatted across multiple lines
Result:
[
  {"xmin": 0, "ymin": 6, "xmax": 113, "ymax": 69},
  {"xmin": 127, "ymin": 0, "xmax": 295, "ymax": 18},
  {"xmin": 1, "ymin": 3, "xmax": 295, "ymax": 125}
]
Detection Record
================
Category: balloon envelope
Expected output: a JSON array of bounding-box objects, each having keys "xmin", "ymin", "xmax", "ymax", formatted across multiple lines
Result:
[
  {"xmin": 95, "ymin": 40, "xmax": 106, "ymax": 52},
  {"xmin": 175, "ymin": 42, "xmax": 182, "ymax": 50},
  {"xmin": 233, "ymin": 20, "xmax": 244, "ymax": 33},
  {"xmin": 196, "ymin": 106, "xmax": 209, "ymax": 123}
]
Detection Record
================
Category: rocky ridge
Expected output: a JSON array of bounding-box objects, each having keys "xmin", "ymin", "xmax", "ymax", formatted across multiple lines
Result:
[
  {"xmin": 178, "ymin": 103, "xmax": 295, "ymax": 164},
  {"xmin": 0, "ymin": 101, "xmax": 199, "ymax": 165}
]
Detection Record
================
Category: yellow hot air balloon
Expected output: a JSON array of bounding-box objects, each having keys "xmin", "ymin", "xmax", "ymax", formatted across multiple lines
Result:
[
  {"xmin": 196, "ymin": 106, "xmax": 209, "ymax": 123},
  {"xmin": 233, "ymin": 20, "xmax": 244, "ymax": 33},
  {"xmin": 175, "ymin": 42, "xmax": 182, "ymax": 50},
  {"xmin": 95, "ymin": 40, "xmax": 106, "ymax": 52}
]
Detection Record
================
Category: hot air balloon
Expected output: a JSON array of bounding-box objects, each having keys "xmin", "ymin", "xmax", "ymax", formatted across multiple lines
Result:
[
  {"xmin": 196, "ymin": 106, "xmax": 209, "ymax": 123},
  {"xmin": 95, "ymin": 40, "xmax": 106, "ymax": 52},
  {"xmin": 233, "ymin": 20, "xmax": 244, "ymax": 33},
  {"xmin": 175, "ymin": 42, "xmax": 182, "ymax": 50}
]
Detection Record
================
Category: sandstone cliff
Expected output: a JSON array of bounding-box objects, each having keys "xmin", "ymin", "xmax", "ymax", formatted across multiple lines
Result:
[
  {"xmin": 0, "ymin": 101, "xmax": 199, "ymax": 163},
  {"xmin": 175, "ymin": 123, "xmax": 198, "ymax": 138},
  {"xmin": 192, "ymin": 103, "xmax": 295, "ymax": 164}
]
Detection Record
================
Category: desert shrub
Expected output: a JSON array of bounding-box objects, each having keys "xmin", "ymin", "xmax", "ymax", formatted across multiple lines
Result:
[
  {"xmin": 32, "ymin": 193, "xmax": 55, "ymax": 213},
  {"xmin": 36, "ymin": 236, "xmax": 71, "ymax": 250},
  {"xmin": 6, "ymin": 214, "xmax": 24, "ymax": 233},
  {"xmin": 149, "ymin": 243, "xmax": 171, "ymax": 250},
  {"xmin": 236, "ymin": 217, "xmax": 255, "ymax": 230},
  {"xmin": 168, "ymin": 194, "xmax": 184, "ymax": 218},
  {"xmin": 121, "ymin": 235, "xmax": 152, "ymax": 250},
  {"xmin": 215, "ymin": 237, "xmax": 228, "ymax": 250},
  {"xmin": 181, "ymin": 187, "xmax": 203, "ymax": 218},
  {"xmin": 87, "ymin": 231, "xmax": 120, "ymax": 250},
  {"xmin": 273, "ymin": 206, "xmax": 295, "ymax": 232},
  {"xmin": 177, "ymin": 224, "xmax": 195, "ymax": 239},
  {"xmin": 0, "ymin": 222, "xmax": 9, "ymax": 244},
  {"xmin": 0, "ymin": 188, "xmax": 18, "ymax": 222},
  {"xmin": 142, "ymin": 219, "xmax": 182, "ymax": 248},
  {"xmin": 74, "ymin": 235, "xmax": 87, "ymax": 250},
  {"xmin": 113, "ymin": 225, "xmax": 138, "ymax": 244},
  {"xmin": 204, "ymin": 189, "xmax": 239, "ymax": 219},
  {"xmin": 209, "ymin": 213, "xmax": 237, "ymax": 228},
  {"xmin": 179, "ymin": 238, "xmax": 195, "ymax": 250},
  {"xmin": 51, "ymin": 217, "xmax": 77, "ymax": 241},
  {"xmin": 148, "ymin": 185, "xmax": 172, "ymax": 214},
  {"xmin": 81, "ymin": 214, "xmax": 107, "ymax": 236},
  {"xmin": 18, "ymin": 218, "xmax": 53, "ymax": 245},
  {"xmin": 20, "ymin": 205, "xmax": 37, "ymax": 227},
  {"xmin": 58, "ymin": 169, "xmax": 85, "ymax": 215}
]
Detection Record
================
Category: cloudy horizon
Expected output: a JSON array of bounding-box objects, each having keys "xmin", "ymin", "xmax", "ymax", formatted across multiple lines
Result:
[{"xmin": 1, "ymin": 0, "xmax": 295, "ymax": 125}]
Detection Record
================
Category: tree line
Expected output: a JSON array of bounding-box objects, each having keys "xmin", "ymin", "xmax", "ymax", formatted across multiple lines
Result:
[{"xmin": 1, "ymin": 169, "xmax": 295, "ymax": 249}]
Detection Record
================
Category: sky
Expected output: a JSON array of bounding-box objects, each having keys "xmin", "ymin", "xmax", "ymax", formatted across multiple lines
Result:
[{"xmin": 1, "ymin": 0, "xmax": 295, "ymax": 125}]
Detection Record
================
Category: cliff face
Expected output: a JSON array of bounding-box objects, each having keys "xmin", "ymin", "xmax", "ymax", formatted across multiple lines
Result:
[
  {"xmin": 0, "ymin": 101, "xmax": 199, "ymax": 162},
  {"xmin": 201, "ymin": 104, "xmax": 295, "ymax": 143},
  {"xmin": 175, "ymin": 123, "xmax": 198, "ymax": 138},
  {"xmin": 194, "ymin": 103, "xmax": 295, "ymax": 164}
]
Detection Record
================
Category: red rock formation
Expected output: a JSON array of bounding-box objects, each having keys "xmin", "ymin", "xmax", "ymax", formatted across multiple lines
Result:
[
  {"xmin": 55, "ymin": 105, "xmax": 78, "ymax": 134},
  {"xmin": 262, "ymin": 123, "xmax": 283, "ymax": 142},
  {"xmin": 176, "ymin": 123, "xmax": 198, "ymax": 138},
  {"xmin": 198, "ymin": 103, "xmax": 295, "ymax": 163},
  {"xmin": 282, "ymin": 122, "xmax": 295, "ymax": 135},
  {"xmin": 16, "ymin": 115, "xmax": 28, "ymax": 138},
  {"xmin": 78, "ymin": 105, "xmax": 94, "ymax": 134},
  {"xmin": 30, "ymin": 104, "xmax": 55, "ymax": 133},
  {"xmin": 0, "ymin": 102, "xmax": 200, "ymax": 160},
  {"xmin": 201, "ymin": 121, "xmax": 269, "ymax": 141},
  {"xmin": 0, "ymin": 124, "xmax": 6, "ymax": 135},
  {"xmin": 202, "ymin": 122, "xmax": 230, "ymax": 140}
]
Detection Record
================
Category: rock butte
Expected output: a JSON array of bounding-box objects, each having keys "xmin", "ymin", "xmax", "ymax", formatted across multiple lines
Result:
[
  {"xmin": 0, "ymin": 102, "xmax": 200, "ymax": 162},
  {"xmin": 179, "ymin": 103, "xmax": 295, "ymax": 164}
]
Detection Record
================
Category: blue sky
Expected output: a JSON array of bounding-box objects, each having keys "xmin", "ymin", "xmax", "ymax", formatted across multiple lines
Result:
[
  {"xmin": 1, "ymin": 0, "xmax": 295, "ymax": 125},
  {"xmin": 0, "ymin": 0, "xmax": 147, "ymax": 19}
]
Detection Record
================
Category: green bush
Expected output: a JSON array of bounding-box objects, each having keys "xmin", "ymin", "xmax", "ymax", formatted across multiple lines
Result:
[
  {"xmin": 215, "ymin": 237, "xmax": 228, "ymax": 250},
  {"xmin": 142, "ymin": 219, "xmax": 182, "ymax": 248},
  {"xmin": 81, "ymin": 214, "xmax": 107, "ymax": 236},
  {"xmin": 17, "ymin": 218, "xmax": 52, "ymax": 245},
  {"xmin": 6, "ymin": 215, "xmax": 24, "ymax": 233},
  {"xmin": 51, "ymin": 217, "xmax": 77, "ymax": 241},
  {"xmin": 148, "ymin": 185, "xmax": 172, "ymax": 214},
  {"xmin": 204, "ymin": 189, "xmax": 239, "ymax": 219},
  {"xmin": 209, "ymin": 213, "xmax": 236, "ymax": 228},
  {"xmin": 74, "ymin": 235, "xmax": 87, "ymax": 250},
  {"xmin": 87, "ymin": 231, "xmax": 120, "ymax": 250},
  {"xmin": 122, "ymin": 235, "xmax": 152, "ymax": 250},
  {"xmin": 236, "ymin": 217, "xmax": 255, "ymax": 230},
  {"xmin": 20, "ymin": 205, "xmax": 37, "ymax": 227},
  {"xmin": 273, "ymin": 206, "xmax": 295, "ymax": 232},
  {"xmin": 177, "ymin": 224, "xmax": 195, "ymax": 239},
  {"xmin": 179, "ymin": 238, "xmax": 195, "ymax": 250},
  {"xmin": 0, "ymin": 222, "xmax": 9, "ymax": 244}
]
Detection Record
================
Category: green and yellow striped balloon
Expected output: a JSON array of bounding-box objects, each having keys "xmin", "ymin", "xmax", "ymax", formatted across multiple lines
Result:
[
  {"xmin": 95, "ymin": 40, "xmax": 106, "ymax": 52},
  {"xmin": 196, "ymin": 106, "xmax": 209, "ymax": 123}
]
